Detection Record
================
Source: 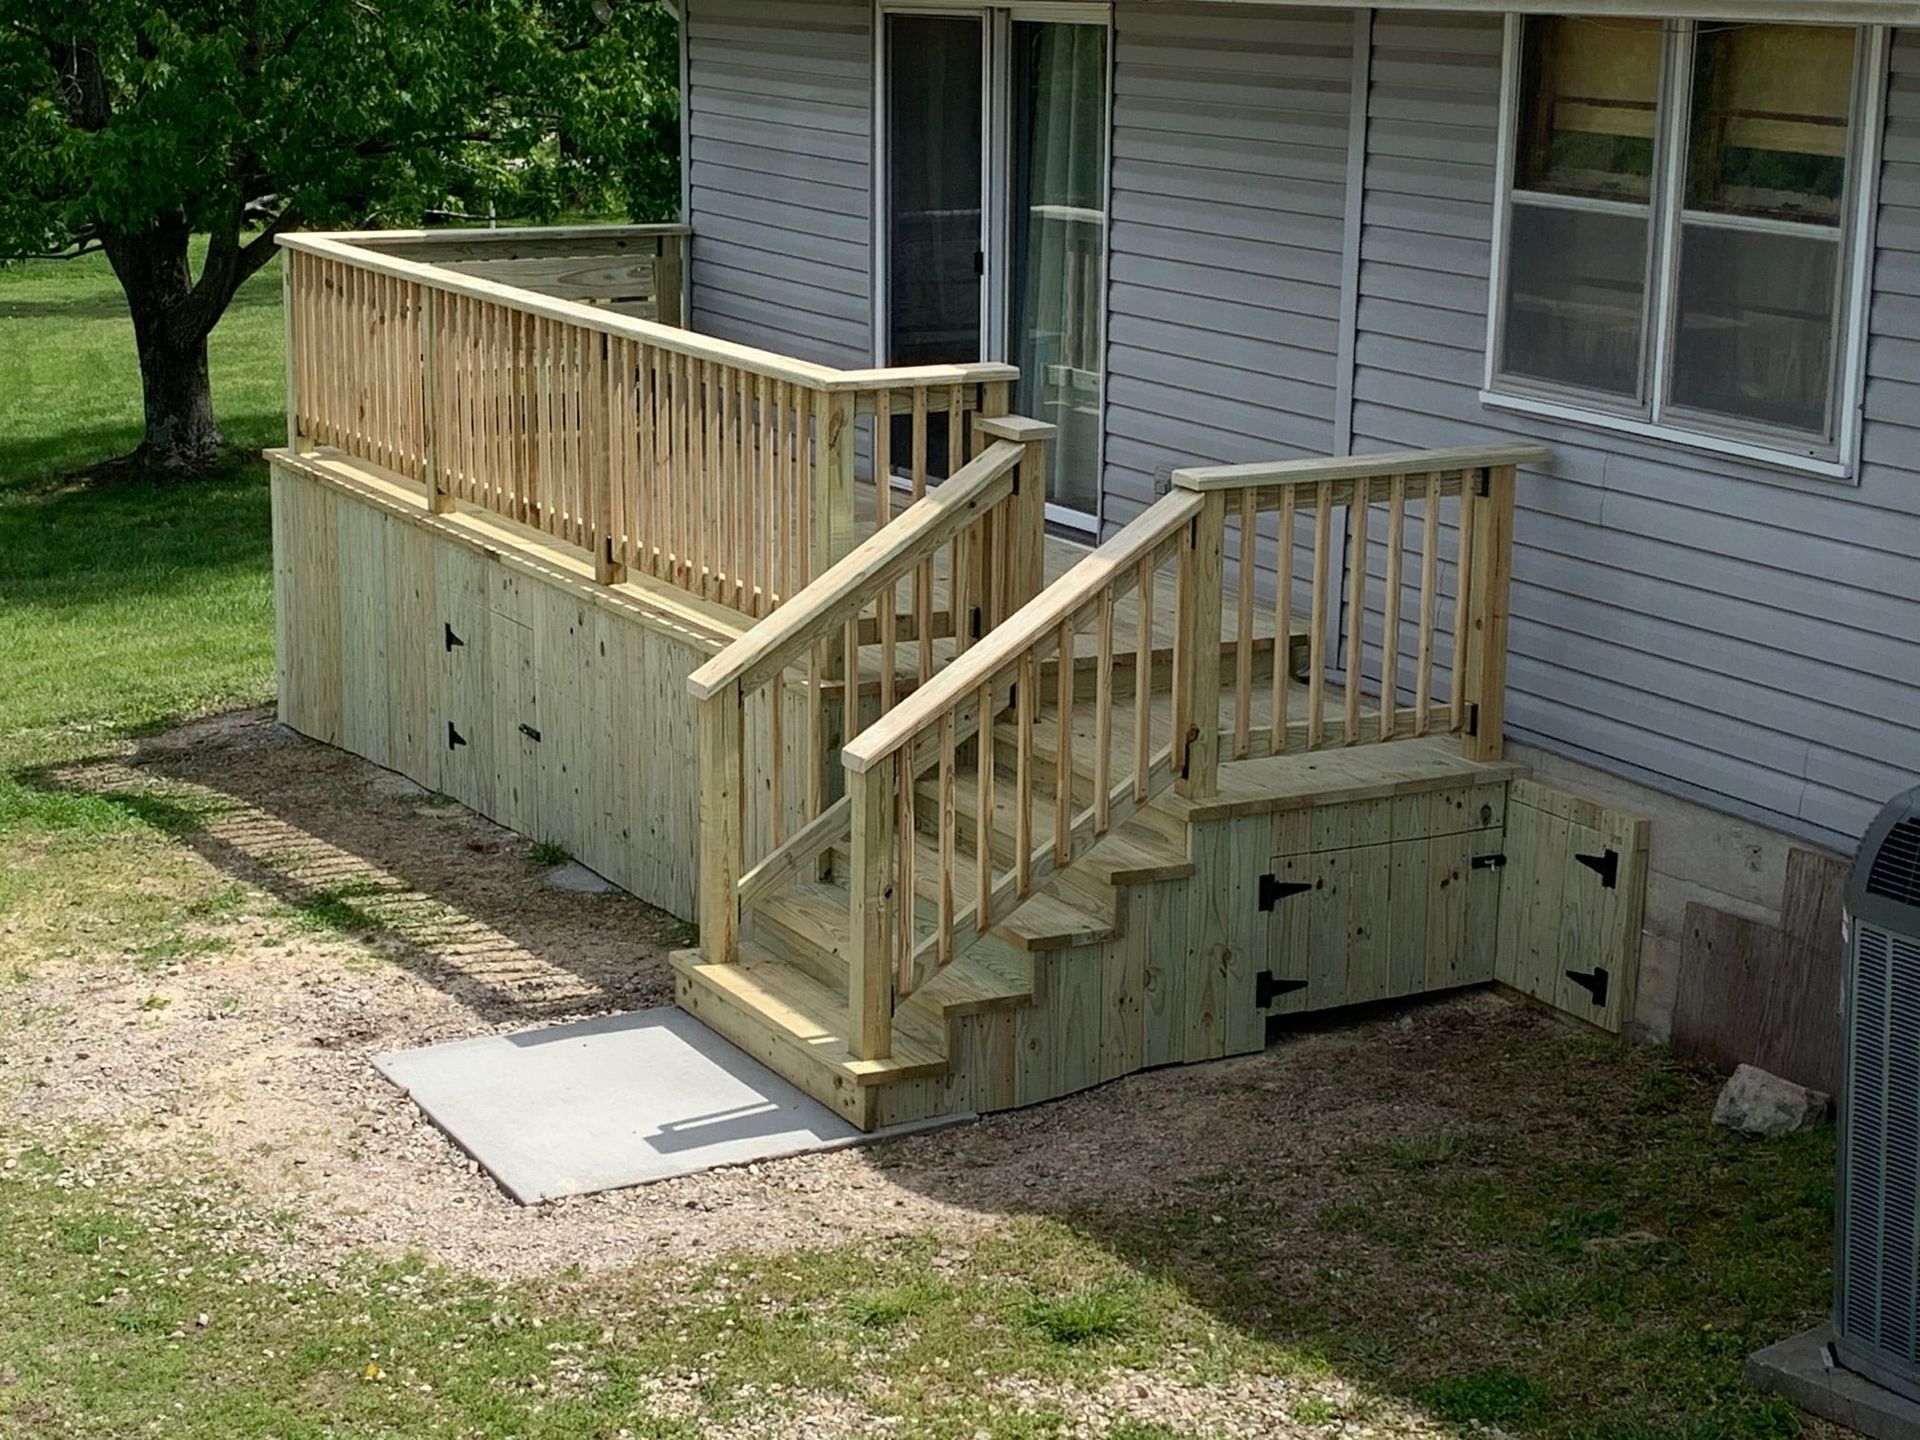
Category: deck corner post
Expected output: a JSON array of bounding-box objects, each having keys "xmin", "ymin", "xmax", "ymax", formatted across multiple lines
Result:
[
  {"xmin": 847, "ymin": 759, "xmax": 895, "ymax": 1061},
  {"xmin": 654, "ymin": 231, "xmax": 686, "ymax": 328},
  {"xmin": 815, "ymin": 389, "xmax": 858, "ymax": 578},
  {"xmin": 1173, "ymin": 491, "xmax": 1226, "ymax": 798},
  {"xmin": 1459, "ymin": 464, "xmax": 1515, "ymax": 763},
  {"xmin": 281, "ymin": 250, "xmax": 303, "ymax": 454},
  {"xmin": 1008, "ymin": 431, "xmax": 1049, "ymax": 621},
  {"xmin": 420, "ymin": 287, "xmax": 452, "ymax": 513},
  {"xmin": 697, "ymin": 684, "xmax": 745, "ymax": 965}
]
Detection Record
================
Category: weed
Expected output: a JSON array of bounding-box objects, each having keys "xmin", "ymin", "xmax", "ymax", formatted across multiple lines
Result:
[
  {"xmin": 529, "ymin": 839, "xmax": 570, "ymax": 867},
  {"xmin": 1419, "ymin": 1367, "xmax": 1545, "ymax": 1424},
  {"xmin": 1020, "ymin": 1284, "xmax": 1138, "ymax": 1345}
]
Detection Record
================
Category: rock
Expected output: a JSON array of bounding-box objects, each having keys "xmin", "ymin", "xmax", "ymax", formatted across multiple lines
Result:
[
  {"xmin": 545, "ymin": 862, "xmax": 614, "ymax": 895},
  {"xmin": 368, "ymin": 771, "xmax": 428, "ymax": 799},
  {"xmin": 1712, "ymin": 1063, "xmax": 1830, "ymax": 1137}
]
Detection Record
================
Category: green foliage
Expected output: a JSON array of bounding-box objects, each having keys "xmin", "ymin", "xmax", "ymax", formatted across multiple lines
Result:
[
  {"xmin": 1020, "ymin": 1284, "xmax": 1139, "ymax": 1345},
  {"xmin": 0, "ymin": 0, "xmax": 680, "ymax": 259},
  {"xmin": 1420, "ymin": 1368, "xmax": 1547, "ymax": 1424},
  {"xmin": 530, "ymin": 839, "xmax": 572, "ymax": 868}
]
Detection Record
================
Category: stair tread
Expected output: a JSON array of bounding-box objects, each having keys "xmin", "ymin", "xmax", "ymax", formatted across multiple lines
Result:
[
  {"xmin": 672, "ymin": 943, "xmax": 946, "ymax": 1084},
  {"xmin": 992, "ymin": 887, "xmax": 1113, "ymax": 950}
]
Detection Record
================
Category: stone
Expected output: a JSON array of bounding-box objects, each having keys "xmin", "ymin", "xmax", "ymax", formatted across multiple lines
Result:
[
  {"xmin": 1713, "ymin": 1063, "xmax": 1830, "ymax": 1137},
  {"xmin": 544, "ymin": 862, "xmax": 614, "ymax": 895},
  {"xmin": 368, "ymin": 770, "xmax": 428, "ymax": 800}
]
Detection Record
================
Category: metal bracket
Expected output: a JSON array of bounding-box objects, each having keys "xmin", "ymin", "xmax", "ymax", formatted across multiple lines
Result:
[
  {"xmin": 519, "ymin": 722, "xmax": 542, "ymax": 743},
  {"xmin": 1257, "ymin": 873, "xmax": 1312, "ymax": 910},
  {"xmin": 1566, "ymin": 965, "xmax": 1610, "ymax": 1007},
  {"xmin": 1471, "ymin": 852, "xmax": 1507, "ymax": 871},
  {"xmin": 444, "ymin": 623, "xmax": 464, "ymax": 652},
  {"xmin": 1576, "ymin": 847, "xmax": 1620, "ymax": 889},
  {"xmin": 447, "ymin": 722, "xmax": 467, "ymax": 750},
  {"xmin": 1256, "ymin": 972, "xmax": 1308, "ymax": 1007},
  {"xmin": 1465, "ymin": 702, "xmax": 1480, "ymax": 737}
]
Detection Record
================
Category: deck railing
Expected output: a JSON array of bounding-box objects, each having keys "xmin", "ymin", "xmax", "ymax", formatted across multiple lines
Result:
[
  {"xmin": 835, "ymin": 443, "xmax": 1541, "ymax": 1060},
  {"xmin": 685, "ymin": 416, "xmax": 1054, "ymax": 969},
  {"xmin": 278, "ymin": 227, "xmax": 1017, "ymax": 618}
]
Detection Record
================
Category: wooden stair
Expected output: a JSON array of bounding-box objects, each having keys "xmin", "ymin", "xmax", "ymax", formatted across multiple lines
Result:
[{"xmin": 670, "ymin": 683, "xmax": 1195, "ymax": 1128}]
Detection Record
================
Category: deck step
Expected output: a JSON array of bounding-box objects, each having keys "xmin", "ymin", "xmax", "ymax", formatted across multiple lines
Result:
[
  {"xmin": 670, "ymin": 942, "xmax": 947, "ymax": 1130},
  {"xmin": 750, "ymin": 881, "xmax": 853, "ymax": 989}
]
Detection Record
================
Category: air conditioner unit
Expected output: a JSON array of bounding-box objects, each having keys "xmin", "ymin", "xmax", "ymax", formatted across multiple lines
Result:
[{"xmin": 1835, "ymin": 785, "xmax": 1920, "ymax": 1400}]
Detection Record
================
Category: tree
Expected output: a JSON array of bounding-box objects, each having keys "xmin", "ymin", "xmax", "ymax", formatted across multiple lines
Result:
[{"xmin": 0, "ymin": 0, "xmax": 679, "ymax": 474}]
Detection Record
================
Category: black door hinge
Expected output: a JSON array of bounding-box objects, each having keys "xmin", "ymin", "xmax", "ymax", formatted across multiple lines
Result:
[
  {"xmin": 519, "ymin": 722, "xmax": 542, "ymax": 743},
  {"xmin": 1576, "ymin": 847, "xmax": 1620, "ymax": 889},
  {"xmin": 1257, "ymin": 972, "xmax": 1309, "ymax": 1007},
  {"xmin": 1258, "ymin": 873, "xmax": 1312, "ymax": 910},
  {"xmin": 1471, "ymin": 852, "xmax": 1507, "ymax": 871},
  {"xmin": 447, "ymin": 722, "xmax": 467, "ymax": 750},
  {"xmin": 1566, "ymin": 965, "xmax": 1610, "ymax": 1007},
  {"xmin": 444, "ymin": 622, "xmax": 464, "ymax": 652}
]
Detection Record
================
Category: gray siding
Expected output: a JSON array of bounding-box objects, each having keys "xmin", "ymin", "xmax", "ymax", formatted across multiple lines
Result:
[
  {"xmin": 1351, "ymin": 13, "xmax": 1920, "ymax": 848},
  {"xmin": 685, "ymin": 0, "xmax": 872, "ymax": 366},
  {"xmin": 1102, "ymin": 2, "xmax": 1354, "ymax": 525}
]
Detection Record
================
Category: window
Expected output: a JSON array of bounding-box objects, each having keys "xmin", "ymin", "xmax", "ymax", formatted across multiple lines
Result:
[{"xmin": 1489, "ymin": 17, "xmax": 1881, "ymax": 470}]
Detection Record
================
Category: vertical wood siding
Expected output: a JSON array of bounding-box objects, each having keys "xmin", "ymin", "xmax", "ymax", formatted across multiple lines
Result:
[
  {"xmin": 1351, "ymin": 13, "xmax": 1920, "ymax": 849},
  {"xmin": 685, "ymin": 0, "xmax": 873, "ymax": 366},
  {"xmin": 1102, "ymin": 2, "xmax": 1355, "ymax": 526}
]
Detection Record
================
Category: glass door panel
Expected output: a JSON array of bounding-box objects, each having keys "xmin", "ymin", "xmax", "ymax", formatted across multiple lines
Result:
[{"xmin": 1008, "ymin": 20, "xmax": 1106, "ymax": 518}]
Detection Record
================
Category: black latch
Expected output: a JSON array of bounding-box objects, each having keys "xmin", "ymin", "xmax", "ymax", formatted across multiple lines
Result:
[
  {"xmin": 1471, "ymin": 852, "xmax": 1507, "ymax": 871},
  {"xmin": 1257, "ymin": 972, "xmax": 1308, "ymax": 1007},
  {"xmin": 519, "ymin": 722, "xmax": 542, "ymax": 743},
  {"xmin": 1576, "ymin": 847, "xmax": 1620, "ymax": 889},
  {"xmin": 1258, "ymin": 873, "xmax": 1312, "ymax": 910},
  {"xmin": 973, "ymin": 249, "xmax": 986, "ymax": 277},
  {"xmin": 445, "ymin": 622, "xmax": 464, "ymax": 652},
  {"xmin": 447, "ymin": 722, "xmax": 467, "ymax": 750},
  {"xmin": 1567, "ymin": 966, "xmax": 1610, "ymax": 1007}
]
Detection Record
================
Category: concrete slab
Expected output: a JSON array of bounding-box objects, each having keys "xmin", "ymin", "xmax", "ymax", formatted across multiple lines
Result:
[
  {"xmin": 374, "ymin": 1008, "xmax": 954, "ymax": 1204},
  {"xmin": 543, "ymin": 861, "xmax": 614, "ymax": 894},
  {"xmin": 1749, "ymin": 1325, "xmax": 1920, "ymax": 1440}
]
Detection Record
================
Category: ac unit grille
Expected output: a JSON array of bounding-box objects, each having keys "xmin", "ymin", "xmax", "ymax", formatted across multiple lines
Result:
[
  {"xmin": 1868, "ymin": 819, "xmax": 1920, "ymax": 907},
  {"xmin": 1842, "ymin": 923, "xmax": 1920, "ymax": 1363}
]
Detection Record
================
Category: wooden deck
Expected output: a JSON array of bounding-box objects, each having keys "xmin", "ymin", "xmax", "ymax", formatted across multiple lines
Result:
[{"xmin": 270, "ymin": 225, "xmax": 1650, "ymax": 1138}]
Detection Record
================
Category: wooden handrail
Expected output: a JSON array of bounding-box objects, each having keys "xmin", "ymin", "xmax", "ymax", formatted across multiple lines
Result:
[
  {"xmin": 842, "ymin": 489, "xmax": 1204, "ymax": 775},
  {"xmin": 1173, "ymin": 443, "xmax": 1550, "ymax": 491},
  {"xmin": 687, "ymin": 439, "xmax": 1025, "ymax": 702}
]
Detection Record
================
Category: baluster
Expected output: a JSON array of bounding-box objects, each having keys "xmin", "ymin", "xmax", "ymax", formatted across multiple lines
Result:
[
  {"xmin": 913, "ymin": 387, "xmax": 933, "ymax": 686},
  {"xmin": 1055, "ymin": 619, "xmax": 1074, "ymax": 866},
  {"xmin": 1016, "ymin": 650, "xmax": 1036, "ymax": 898},
  {"xmin": 1234, "ymin": 489, "xmax": 1256, "ymax": 758},
  {"xmin": 844, "ymin": 614, "xmax": 862, "ymax": 743},
  {"xmin": 1380, "ymin": 475, "xmax": 1406, "ymax": 740},
  {"xmin": 1344, "ymin": 476, "xmax": 1370, "ymax": 745},
  {"xmin": 1452, "ymin": 473, "xmax": 1477, "ymax": 733},
  {"xmin": 1134, "ymin": 556, "xmax": 1153, "ymax": 801},
  {"xmin": 877, "ymin": 392, "xmax": 897, "ymax": 708},
  {"xmin": 1416, "ymin": 473, "xmax": 1439, "ymax": 736},
  {"xmin": 769, "ymin": 672, "xmax": 786, "ymax": 849},
  {"xmin": 1308, "ymin": 481, "xmax": 1331, "ymax": 750},
  {"xmin": 937, "ymin": 712, "xmax": 956, "ymax": 972},
  {"xmin": 896, "ymin": 763, "xmax": 916, "ymax": 994},
  {"xmin": 1270, "ymin": 485, "xmax": 1294, "ymax": 752},
  {"xmin": 806, "ymin": 640, "xmax": 824, "ymax": 820},
  {"xmin": 976, "ymin": 679, "xmax": 995, "ymax": 928},
  {"xmin": 1094, "ymin": 588, "xmax": 1114, "ymax": 834}
]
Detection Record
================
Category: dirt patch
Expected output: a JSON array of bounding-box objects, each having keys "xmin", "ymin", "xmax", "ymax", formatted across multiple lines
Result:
[{"xmin": 3, "ymin": 706, "xmax": 1565, "ymax": 1285}]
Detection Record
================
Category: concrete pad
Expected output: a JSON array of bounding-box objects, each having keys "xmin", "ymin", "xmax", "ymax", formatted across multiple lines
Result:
[
  {"xmin": 374, "ymin": 1008, "xmax": 954, "ymax": 1204},
  {"xmin": 1749, "ymin": 1325, "xmax": 1920, "ymax": 1440}
]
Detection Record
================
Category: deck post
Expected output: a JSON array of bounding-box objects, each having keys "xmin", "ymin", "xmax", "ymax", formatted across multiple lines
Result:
[
  {"xmin": 697, "ymin": 685, "xmax": 744, "ymax": 964},
  {"xmin": 1459, "ymin": 464, "xmax": 1515, "ymax": 763},
  {"xmin": 848, "ymin": 761, "xmax": 895, "ymax": 1060},
  {"xmin": 281, "ymin": 252, "xmax": 303, "ymax": 453},
  {"xmin": 653, "ymin": 232, "xmax": 686, "ymax": 328},
  {"xmin": 419, "ymin": 288, "xmax": 452, "ymax": 513},
  {"xmin": 972, "ymin": 414, "xmax": 1054, "ymax": 629},
  {"xmin": 1173, "ymin": 491, "xmax": 1225, "ymax": 798}
]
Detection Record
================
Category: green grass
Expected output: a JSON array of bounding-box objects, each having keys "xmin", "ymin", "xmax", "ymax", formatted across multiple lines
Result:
[{"xmin": 0, "ymin": 236, "xmax": 1841, "ymax": 1440}]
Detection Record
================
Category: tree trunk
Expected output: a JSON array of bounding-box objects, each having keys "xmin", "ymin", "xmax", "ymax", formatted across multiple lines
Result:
[{"xmin": 104, "ymin": 217, "xmax": 226, "ymax": 474}]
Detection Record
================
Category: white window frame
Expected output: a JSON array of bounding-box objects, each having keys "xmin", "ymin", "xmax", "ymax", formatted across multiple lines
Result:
[
  {"xmin": 872, "ymin": 0, "xmax": 1113, "ymax": 532},
  {"xmin": 1481, "ymin": 16, "xmax": 1889, "ymax": 483}
]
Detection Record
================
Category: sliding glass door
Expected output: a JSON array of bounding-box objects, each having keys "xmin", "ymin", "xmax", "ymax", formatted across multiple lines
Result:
[
  {"xmin": 1007, "ymin": 19, "xmax": 1106, "ymax": 517},
  {"xmin": 883, "ymin": 6, "xmax": 1108, "ymax": 524}
]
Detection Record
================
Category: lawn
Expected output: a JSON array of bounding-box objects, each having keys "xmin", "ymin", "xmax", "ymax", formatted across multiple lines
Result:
[{"xmin": 0, "ymin": 248, "xmax": 1838, "ymax": 1440}]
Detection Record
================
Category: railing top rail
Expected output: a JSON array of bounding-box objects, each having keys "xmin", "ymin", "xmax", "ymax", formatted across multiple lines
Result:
[
  {"xmin": 843, "ymin": 486, "xmax": 1206, "ymax": 775},
  {"xmin": 331, "ymin": 222, "xmax": 692, "ymax": 248},
  {"xmin": 687, "ymin": 439, "xmax": 1027, "ymax": 702},
  {"xmin": 279, "ymin": 230, "xmax": 1019, "ymax": 395},
  {"xmin": 1172, "ymin": 444, "xmax": 1551, "ymax": 492}
]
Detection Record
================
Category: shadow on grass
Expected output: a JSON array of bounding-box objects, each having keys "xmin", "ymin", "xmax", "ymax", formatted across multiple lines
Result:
[{"xmin": 0, "ymin": 278, "xmax": 284, "ymax": 325}]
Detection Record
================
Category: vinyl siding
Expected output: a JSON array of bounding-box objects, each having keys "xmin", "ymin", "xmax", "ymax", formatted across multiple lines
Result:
[
  {"xmin": 1102, "ymin": 2, "xmax": 1355, "ymax": 526},
  {"xmin": 684, "ymin": 0, "xmax": 872, "ymax": 366},
  {"xmin": 1350, "ymin": 13, "xmax": 1920, "ymax": 848}
]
